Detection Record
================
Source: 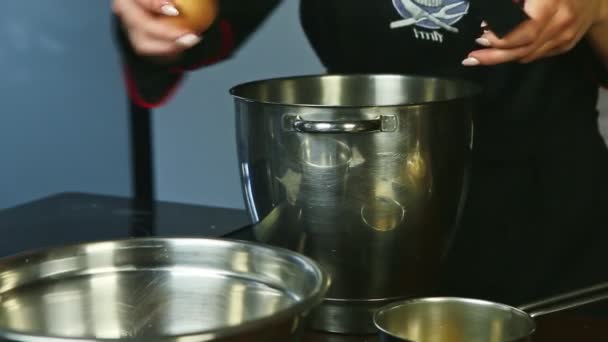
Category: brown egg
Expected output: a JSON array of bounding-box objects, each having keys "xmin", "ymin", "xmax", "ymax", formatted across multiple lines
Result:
[{"xmin": 160, "ymin": 0, "xmax": 219, "ymax": 33}]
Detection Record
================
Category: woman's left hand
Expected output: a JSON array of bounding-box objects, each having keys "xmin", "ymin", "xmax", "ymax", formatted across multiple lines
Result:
[{"xmin": 462, "ymin": 0, "xmax": 608, "ymax": 66}]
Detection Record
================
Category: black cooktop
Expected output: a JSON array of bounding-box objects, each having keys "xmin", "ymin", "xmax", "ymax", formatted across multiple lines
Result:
[
  {"xmin": 1, "ymin": 191, "xmax": 608, "ymax": 336},
  {"xmin": 0, "ymin": 192, "xmax": 254, "ymax": 258}
]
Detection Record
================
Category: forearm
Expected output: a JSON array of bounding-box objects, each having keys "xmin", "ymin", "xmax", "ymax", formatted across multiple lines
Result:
[
  {"xmin": 115, "ymin": 0, "xmax": 281, "ymax": 70},
  {"xmin": 113, "ymin": 0, "xmax": 281, "ymax": 107}
]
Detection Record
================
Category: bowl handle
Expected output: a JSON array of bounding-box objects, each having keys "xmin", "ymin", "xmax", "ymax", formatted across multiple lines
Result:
[{"xmin": 284, "ymin": 115, "xmax": 397, "ymax": 134}]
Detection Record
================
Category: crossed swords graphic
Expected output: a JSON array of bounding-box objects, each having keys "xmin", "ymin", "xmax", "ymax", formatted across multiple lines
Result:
[{"xmin": 390, "ymin": 0, "xmax": 468, "ymax": 33}]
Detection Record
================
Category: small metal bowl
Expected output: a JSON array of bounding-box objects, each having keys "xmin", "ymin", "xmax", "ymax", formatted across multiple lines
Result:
[
  {"xmin": 0, "ymin": 237, "xmax": 330, "ymax": 341},
  {"xmin": 374, "ymin": 297, "xmax": 535, "ymax": 342},
  {"xmin": 373, "ymin": 283, "xmax": 608, "ymax": 342}
]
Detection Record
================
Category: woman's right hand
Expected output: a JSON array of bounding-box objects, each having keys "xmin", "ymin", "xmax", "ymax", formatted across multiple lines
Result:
[{"xmin": 113, "ymin": 0, "xmax": 202, "ymax": 58}]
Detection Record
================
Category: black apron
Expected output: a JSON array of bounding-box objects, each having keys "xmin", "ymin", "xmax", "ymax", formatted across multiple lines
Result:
[{"xmin": 300, "ymin": 0, "xmax": 608, "ymax": 311}]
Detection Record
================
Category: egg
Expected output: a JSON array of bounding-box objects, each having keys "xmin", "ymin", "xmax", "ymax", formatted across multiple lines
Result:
[{"xmin": 160, "ymin": 0, "xmax": 219, "ymax": 33}]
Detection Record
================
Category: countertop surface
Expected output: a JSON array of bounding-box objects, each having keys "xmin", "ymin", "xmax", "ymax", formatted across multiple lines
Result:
[{"xmin": 0, "ymin": 192, "xmax": 606, "ymax": 341}]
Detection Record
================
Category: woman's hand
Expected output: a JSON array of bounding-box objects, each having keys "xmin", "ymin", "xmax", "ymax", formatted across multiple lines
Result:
[
  {"xmin": 462, "ymin": 0, "xmax": 608, "ymax": 66},
  {"xmin": 113, "ymin": 0, "xmax": 202, "ymax": 58}
]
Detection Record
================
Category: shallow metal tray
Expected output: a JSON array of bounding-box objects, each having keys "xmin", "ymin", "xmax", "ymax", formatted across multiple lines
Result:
[{"xmin": 0, "ymin": 238, "xmax": 329, "ymax": 341}]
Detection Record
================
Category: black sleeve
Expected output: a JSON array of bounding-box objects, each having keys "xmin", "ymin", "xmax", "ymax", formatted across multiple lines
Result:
[
  {"xmin": 113, "ymin": 0, "xmax": 282, "ymax": 108},
  {"xmin": 588, "ymin": 49, "xmax": 608, "ymax": 88},
  {"xmin": 583, "ymin": 36, "xmax": 608, "ymax": 87},
  {"xmin": 596, "ymin": 59, "xmax": 608, "ymax": 88}
]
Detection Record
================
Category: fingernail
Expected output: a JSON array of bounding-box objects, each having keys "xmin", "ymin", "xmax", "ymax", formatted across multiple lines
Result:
[
  {"xmin": 176, "ymin": 34, "xmax": 201, "ymax": 47},
  {"xmin": 161, "ymin": 4, "xmax": 179, "ymax": 16},
  {"xmin": 462, "ymin": 57, "xmax": 480, "ymax": 66},
  {"xmin": 475, "ymin": 37, "xmax": 491, "ymax": 47},
  {"xmin": 480, "ymin": 20, "xmax": 490, "ymax": 32}
]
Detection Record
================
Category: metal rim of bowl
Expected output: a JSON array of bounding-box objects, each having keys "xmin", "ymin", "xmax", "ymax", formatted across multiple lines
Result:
[
  {"xmin": 228, "ymin": 73, "xmax": 483, "ymax": 108},
  {"xmin": 0, "ymin": 237, "xmax": 332, "ymax": 342},
  {"xmin": 373, "ymin": 296, "xmax": 537, "ymax": 342}
]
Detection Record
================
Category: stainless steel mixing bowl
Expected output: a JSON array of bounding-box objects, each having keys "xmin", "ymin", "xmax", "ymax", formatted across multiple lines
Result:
[{"xmin": 230, "ymin": 74, "xmax": 480, "ymax": 333}]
